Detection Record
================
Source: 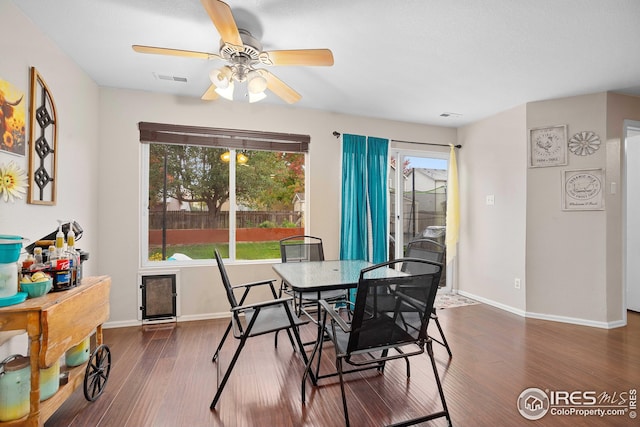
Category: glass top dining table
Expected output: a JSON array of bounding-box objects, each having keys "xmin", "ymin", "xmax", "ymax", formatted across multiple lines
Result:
[{"xmin": 272, "ymin": 259, "xmax": 406, "ymax": 292}]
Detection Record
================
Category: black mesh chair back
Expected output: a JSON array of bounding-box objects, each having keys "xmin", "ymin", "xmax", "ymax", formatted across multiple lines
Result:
[
  {"xmin": 278, "ymin": 235, "xmax": 345, "ymax": 324},
  {"xmin": 347, "ymin": 259, "xmax": 441, "ymax": 356},
  {"xmin": 280, "ymin": 235, "xmax": 324, "ymax": 263},
  {"xmin": 402, "ymin": 238, "xmax": 445, "ymax": 274},
  {"xmin": 402, "ymin": 238, "xmax": 452, "ymax": 357},
  {"xmin": 215, "ymin": 250, "xmax": 239, "ymax": 308}
]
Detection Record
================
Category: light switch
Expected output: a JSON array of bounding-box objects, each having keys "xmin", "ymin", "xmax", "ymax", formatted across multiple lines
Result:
[{"xmin": 486, "ymin": 195, "xmax": 495, "ymax": 205}]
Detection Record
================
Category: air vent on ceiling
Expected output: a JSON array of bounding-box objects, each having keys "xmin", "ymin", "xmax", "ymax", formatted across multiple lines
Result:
[
  {"xmin": 152, "ymin": 72, "xmax": 188, "ymax": 83},
  {"xmin": 440, "ymin": 112, "xmax": 462, "ymax": 118}
]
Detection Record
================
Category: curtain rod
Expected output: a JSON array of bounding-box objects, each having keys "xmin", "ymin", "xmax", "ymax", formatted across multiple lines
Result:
[{"xmin": 332, "ymin": 131, "xmax": 461, "ymax": 149}]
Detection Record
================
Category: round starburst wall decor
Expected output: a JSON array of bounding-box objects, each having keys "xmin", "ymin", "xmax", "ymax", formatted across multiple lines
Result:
[{"xmin": 568, "ymin": 131, "xmax": 601, "ymax": 156}]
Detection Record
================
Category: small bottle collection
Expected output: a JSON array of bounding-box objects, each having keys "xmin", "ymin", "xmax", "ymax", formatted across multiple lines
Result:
[{"xmin": 20, "ymin": 220, "xmax": 87, "ymax": 293}]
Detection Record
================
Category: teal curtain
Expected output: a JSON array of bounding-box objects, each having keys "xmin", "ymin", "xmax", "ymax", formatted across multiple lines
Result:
[
  {"xmin": 366, "ymin": 137, "xmax": 389, "ymax": 263},
  {"xmin": 340, "ymin": 134, "xmax": 389, "ymax": 263},
  {"xmin": 339, "ymin": 134, "xmax": 367, "ymax": 260}
]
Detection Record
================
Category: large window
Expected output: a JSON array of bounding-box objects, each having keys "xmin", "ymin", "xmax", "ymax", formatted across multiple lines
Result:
[{"xmin": 140, "ymin": 123, "xmax": 308, "ymax": 265}]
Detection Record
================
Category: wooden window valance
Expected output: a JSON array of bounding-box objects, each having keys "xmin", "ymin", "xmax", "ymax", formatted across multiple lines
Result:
[{"xmin": 138, "ymin": 122, "xmax": 310, "ymax": 153}]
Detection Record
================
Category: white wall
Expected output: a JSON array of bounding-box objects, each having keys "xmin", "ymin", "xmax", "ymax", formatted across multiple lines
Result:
[
  {"xmin": 457, "ymin": 105, "xmax": 527, "ymax": 312},
  {"xmin": 0, "ymin": 1, "xmax": 100, "ymax": 357},
  {"xmin": 525, "ymin": 93, "xmax": 608, "ymax": 323},
  {"xmin": 97, "ymin": 88, "xmax": 457, "ymax": 324}
]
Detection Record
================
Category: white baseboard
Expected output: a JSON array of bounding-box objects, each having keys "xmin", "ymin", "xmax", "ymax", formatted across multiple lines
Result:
[
  {"xmin": 177, "ymin": 312, "xmax": 230, "ymax": 322},
  {"xmin": 456, "ymin": 290, "xmax": 625, "ymax": 329},
  {"xmin": 456, "ymin": 290, "xmax": 526, "ymax": 317},
  {"xmin": 525, "ymin": 311, "xmax": 625, "ymax": 329},
  {"xmin": 103, "ymin": 319, "xmax": 140, "ymax": 329},
  {"xmin": 104, "ymin": 312, "xmax": 230, "ymax": 329},
  {"xmin": 105, "ymin": 298, "xmax": 628, "ymax": 331}
]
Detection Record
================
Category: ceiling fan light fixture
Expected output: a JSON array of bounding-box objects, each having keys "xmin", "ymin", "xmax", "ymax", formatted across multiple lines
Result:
[
  {"xmin": 210, "ymin": 66, "xmax": 233, "ymax": 88},
  {"xmin": 247, "ymin": 70, "xmax": 268, "ymax": 94},
  {"xmin": 215, "ymin": 81, "xmax": 235, "ymax": 100},
  {"xmin": 133, "ymin": 1, "xmax": 334, "ymax": 105},
  {"xmin": 249, "ymin": 91, "xmax": 267, "ymax": 103}
]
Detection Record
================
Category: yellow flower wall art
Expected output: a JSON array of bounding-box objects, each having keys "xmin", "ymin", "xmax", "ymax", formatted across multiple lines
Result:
[
  {"xmin": 0, "ymin": 160, "xmax": 28, "ymax": 202},
  {"xmin": 0, "ymin": 77, "xmax": 26, "ymax": 156}
]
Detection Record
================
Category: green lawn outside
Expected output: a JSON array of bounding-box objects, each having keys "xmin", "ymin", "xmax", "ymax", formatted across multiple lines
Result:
[{"xmin": 150, "ymin": 241, "xmax": 281, "ymax": 260}]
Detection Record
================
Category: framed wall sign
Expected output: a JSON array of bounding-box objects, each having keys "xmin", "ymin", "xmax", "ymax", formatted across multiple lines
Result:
[
  {"xmin": 528, "ymin": 125, "xmax": 568, "ymax": 168},
  {"xmin": 562, "ymin": 168, "xmax": 604, "ymax": 211}
]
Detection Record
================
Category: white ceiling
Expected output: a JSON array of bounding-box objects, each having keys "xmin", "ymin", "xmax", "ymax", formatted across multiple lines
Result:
[{"xmin": 13, "ymin": 0, "xmax": 640, "ymax": 128}]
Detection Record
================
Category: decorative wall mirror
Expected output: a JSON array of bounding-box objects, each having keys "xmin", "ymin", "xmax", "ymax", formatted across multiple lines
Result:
[{"xmin": 27, "ymin": 67, "xmax": 58, "ymax": 205}]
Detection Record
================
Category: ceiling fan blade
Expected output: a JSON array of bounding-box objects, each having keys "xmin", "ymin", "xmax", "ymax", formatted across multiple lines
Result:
[
  {"xmin": 261, "ymin": 70, "xmax": 301, "ymax": 104},
  {"xmin": 132, "ymin": 45, "xmax": 221, "ymax": 60},
  {"xmin": 201, "ymin": 84, "xmax": 220, "ymax": 100},
  {"xmin": 200, "ymin": 0, "xmax": 242, "ymax": 47},
  {"xmin": 260, "ymin": 49, "xmax": 334, "ymax": 66}
]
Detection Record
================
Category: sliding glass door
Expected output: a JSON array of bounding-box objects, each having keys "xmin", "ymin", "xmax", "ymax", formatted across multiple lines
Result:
[{"xmin": 389, "ymin": 149, "xmax": 449, "ymax": 285}]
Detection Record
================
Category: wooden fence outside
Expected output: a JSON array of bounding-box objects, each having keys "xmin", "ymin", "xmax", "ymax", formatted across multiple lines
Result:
[{"xmin": 149, "ymin": 210, "xmax": 302, "ymax": 230}]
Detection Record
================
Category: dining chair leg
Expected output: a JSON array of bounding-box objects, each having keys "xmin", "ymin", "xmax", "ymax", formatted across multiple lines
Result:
[
  {"xmin": 212, "ymin": 321, "xmax": 233, "ymax": 362},
  {"xmin": 427, "ymin": 340, "xmax": 452, "ymax": 426},
  {"xmin": 337, "ymin": 357, "xmax": 350, "ymax": 427},
  {"xmin": 313, "ymin": 326, "xmax": 326, "ymax": 382},
  {"xmin": 211, "ymin": 310, "xmax": 263, "ymax": 409},
  {"xmin": 288, "ymin": 319, "xmax": 312, "ymax": 367},
  {"xmin": 210, "ymin": 335, "xmax": 247, "ymax": 409},
  {"xmin": 274, "ymin": 281, "xmax": 289, "ymax": 349},
  {"xmin": 431, "ymin": 308, "xmax": 452, "ymax": 358},
  {"xmin": 301, "ymin": 328, "xmax": 323, "ymax": 402}
]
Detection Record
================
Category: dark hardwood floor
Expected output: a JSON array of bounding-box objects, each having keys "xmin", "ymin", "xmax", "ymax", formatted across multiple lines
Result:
[{"xmin": 44, "ymin": 304, "xmax": 640, "ymax": 427}]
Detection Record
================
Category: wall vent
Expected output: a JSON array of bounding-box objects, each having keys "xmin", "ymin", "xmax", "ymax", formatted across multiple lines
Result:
[{"xmin": 138, "ymin": 270, "xmax": 180, "ymax": 324}]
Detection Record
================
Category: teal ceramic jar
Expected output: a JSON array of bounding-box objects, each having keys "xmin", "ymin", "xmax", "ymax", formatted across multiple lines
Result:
[
  {"xmin": 0, "ymin": 355, "xmax": 30, "ymax": 421},
  {"xmin": 39, "ymin": 359, "xmax": 60, "ymax": 401},
  {"xmin": 65, "ymin": 336, "xmax": 90, "ymax": 367}
]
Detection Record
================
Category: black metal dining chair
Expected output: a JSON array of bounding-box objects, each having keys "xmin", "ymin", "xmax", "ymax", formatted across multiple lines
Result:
[
  {"xmin": 210, "ymin": 249, "xmax": 309, "ymax": 409},
  {"xmin": 403, "ymin": 238, "xmax": 452, "ymax": 357},
  {"xmin": 279, "ymin": 235, "xmax": 347, "ymax": 318},
  {"xmin": 302, "ymin": 258, "xmax": 452, "ymax": 427}
]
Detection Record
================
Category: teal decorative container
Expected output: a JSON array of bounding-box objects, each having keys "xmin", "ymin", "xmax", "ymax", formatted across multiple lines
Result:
[
  {"xmin": 0, "ymin": 355, "xmax": 30, "ymax": 421},
  {"xmin": 39, "ymin": 359, "xmax": 60, "ymax": 401},
  {"xmin": 65, "ymin": 336, "xmax": 90, "ymax": 367}
]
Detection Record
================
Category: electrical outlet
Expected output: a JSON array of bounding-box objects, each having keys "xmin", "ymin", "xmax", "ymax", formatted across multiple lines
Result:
[
  {"xmin": 514, "ymin": 278, "xmax": 521, "ymax": 289},
  {"xmin": 486, "ymin": 195, "xmax": 495, "ymax": 205}
]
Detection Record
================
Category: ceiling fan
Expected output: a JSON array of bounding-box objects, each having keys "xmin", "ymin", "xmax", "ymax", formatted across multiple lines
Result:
[{"xmin": 132, "ymin": 0, "xmax": 334, "ymax": 104}]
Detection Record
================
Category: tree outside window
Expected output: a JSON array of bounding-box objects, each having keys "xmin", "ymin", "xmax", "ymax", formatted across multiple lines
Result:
[{"xmin": 146, "ymin": 144, "xmax": 305, "ymax": 262}]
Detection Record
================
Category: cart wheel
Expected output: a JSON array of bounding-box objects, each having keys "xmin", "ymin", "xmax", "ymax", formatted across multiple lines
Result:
[{"xmin": 83, "ymin": 344, "xmax": 111, "ymax": 401}]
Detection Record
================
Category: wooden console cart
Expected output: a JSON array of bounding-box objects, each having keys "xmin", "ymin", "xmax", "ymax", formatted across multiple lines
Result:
[{"xmin": 0, "ymin": 276, "xmax": 111, "ymax": 426}]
